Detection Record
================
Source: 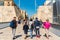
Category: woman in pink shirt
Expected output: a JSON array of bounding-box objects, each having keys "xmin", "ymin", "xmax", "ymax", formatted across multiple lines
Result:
[{"xmin": 43, "ymin": 19, "xmax": 51, "ymax": 39}]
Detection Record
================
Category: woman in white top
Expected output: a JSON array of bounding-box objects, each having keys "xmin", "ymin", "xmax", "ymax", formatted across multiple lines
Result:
[{"xmin": 29, "ymin": 19, "xmax": 34, "ymax": 39}]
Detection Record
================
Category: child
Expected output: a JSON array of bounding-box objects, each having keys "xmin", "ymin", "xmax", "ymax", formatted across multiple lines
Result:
[
  {"xmin": 23, "ymin": 21, "xmax": 29, "ymax": 39},
  {"xmin": 43, "ymin": 19, "xmax": 51, "ymax": 39},
  {"xmin": 18, "ymin": 18, "xmax": 21, "ymax": 24},
  {"xmin": 29, "ymin": 19, "xmax": 34, "ymax": 39},
  {"xmin": 30, "ymin": 23, "xmax": 34, "ymax": 39}
]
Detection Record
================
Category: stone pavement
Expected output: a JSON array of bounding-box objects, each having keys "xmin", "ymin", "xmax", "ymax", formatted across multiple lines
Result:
[
  {"xmin": 0, "ymin": 23, "xmax": 60, "ymax": 40},
  {"xmin": 0, "ymin": 23, "xmax": 9, "ymax": 29}
]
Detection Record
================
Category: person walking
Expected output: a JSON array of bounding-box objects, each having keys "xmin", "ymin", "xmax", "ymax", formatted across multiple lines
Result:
[
  {"xmin": 43, "ymin": 19, "xmax": 51, "ymax": 39},
  {"xmin": 34, "ymin": 18, "xmax": 41, "ymax": 38},
  {"xmin": 10, "ymin": 17, "xmax": 17, "ymax": 39},
  {"xmin": 18, "ymin": 18, "xmax": 21, "ymax": 24},
  {"xmin": 23, "ymin": 20, "xmax": 29, "ymax": 39},
  {"xmin": 29, "ymin": 19, "xmax": 34, "ymax": 39}
]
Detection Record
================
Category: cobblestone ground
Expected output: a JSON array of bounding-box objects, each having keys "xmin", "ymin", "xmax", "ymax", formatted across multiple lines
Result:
[{"xmin": 0, "ymin": 23, "xmax": 60, "ymax": 40}]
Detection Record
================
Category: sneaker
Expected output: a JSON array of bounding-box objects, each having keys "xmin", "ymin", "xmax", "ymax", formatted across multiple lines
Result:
[
  {"xmin": 13, "ymin": 37, "xmax": 15, "ymax": 39},
  {"xmin": 48, "ymin": 35, "xmax": 51, "ymax": 37},
  {"xmin": 31, "ymin": 37, "xmax": 33, "ymax": 39},
  {"xmin": 36, "ymin": 35, "xmax": 40, "ymax": 38},
  {"xmin": 0, "ymin": 32, "xmax": 3, "ymax": 34},
  {"xmin": 24, "ymin": 37, "xmax": 27, "ymax": 39},
  {"xmin": 24, "ymin": 36, "xmax": 27, "ymax": 39},
  {"xmin": 36, "ymin": 35, "xmax": 38, "ymax": 37},
  {"xmin": 44, "ymin": 34, "xmax": 49, "ymax": 39},
  {"xmin": 13, "ymin": 36, "xmax": 16, "ymax": 39},
  {"xmin": 44, "ymin": 34, "xmax": 47, "ymax": 37}
]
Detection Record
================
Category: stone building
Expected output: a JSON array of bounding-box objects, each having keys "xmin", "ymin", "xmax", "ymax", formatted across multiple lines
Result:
[
  {"xmin": 37, "ymin": 6, "xmax": 53, "ymax": 23},
  {"xmin": 32, "ymin": 0, "xmax": 54, "ymax": 23},
  {"xmin": 18, "ymin": 10, "xmax": 27, "ymax": 20},
  {"xmin": 4, "ymin": 0, "xmax": 14, "ymax": 6},
  {"xmin": 0, "ymin": 0, "xmax": 27, "ymax": 22},
  {"xmin": 53, "ymin": 0, "xmax": 60, "ymax": 24}
]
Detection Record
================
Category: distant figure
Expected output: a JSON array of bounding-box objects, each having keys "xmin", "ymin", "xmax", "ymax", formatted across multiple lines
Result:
[
  {"xmin": 18, "ymin": 18, "xmax": 21, "ymax": 24},
  {"xmin": 10, "ymin": 17, "xmax": 17, "ymax": 39},
  {"xmin": 34, "ymin": 18, "xmax": 41, "ymax": 38},
  {"xmin": 23, "ymin": 20, "xmax": 29, "ymax": 39},
  {"xmin": 29, "ymin": 19, "xmax": 34, "ymax": 39},
  {"xmin": 43, "ymin": 19, "xmax": 51, "ymax": 39}
]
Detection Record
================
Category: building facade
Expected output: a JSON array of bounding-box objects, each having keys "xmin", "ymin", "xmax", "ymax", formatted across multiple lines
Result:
[
  {"xmin": 44, "ymin": 0, "xmax": 55, "ymax": 6},
  {"xmin": 32, "ymin": 0, "xmax": 58, "ymax": 23},
  {"xmin": 53, "ymin": 0, "xmax": 60, "ymax": 24},
  {"xmin": 0, "ymin": 0, "xmax": 14, "ymax": 6},
  {"xmin": 37, "ymin": 6, "xmax": 53, "ymax": 23},
  {"xmin": 32, "ymin": 0, "xmax": 53, "ymax": 23},
  {"xmin": 0, "ymin": 0, "xmax": 27, "ymax": 22},
  {"xmin": 18, "ymin": 10, "xmax": 27, "ymax": 20}
]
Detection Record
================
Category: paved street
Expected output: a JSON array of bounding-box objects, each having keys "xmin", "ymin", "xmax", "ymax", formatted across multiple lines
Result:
[
  {"xmin": 0, "ymin": 23, "xmax": 60, "ymax": 37},
  {"xmin": 0, "ymin": 23, "xmax": 60, "ymax": 40},
  {"xmin": 0, "ymin": 23, "xmax": 10, "ymax": 29}
]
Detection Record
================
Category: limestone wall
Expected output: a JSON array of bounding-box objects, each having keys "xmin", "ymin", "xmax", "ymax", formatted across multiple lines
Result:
[
  {"xmin": 4, "ymin": 1, "xmax": 13, "ymax": 6},
  {"xmin": 37, "ymin": 6, "xmax": 53, "ymax": 23},
  {"xmin": 0, "ymin": 6, "xmax": 16, "ymax": 22}
]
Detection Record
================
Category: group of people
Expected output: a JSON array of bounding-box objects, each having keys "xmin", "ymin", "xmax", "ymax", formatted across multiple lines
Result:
[{"xmin": 10, "ymin": 17, "xmax": 51, "ymax": 39}]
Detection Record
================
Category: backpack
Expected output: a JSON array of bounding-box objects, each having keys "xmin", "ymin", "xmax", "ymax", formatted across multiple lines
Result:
[{"xmin": 10, "ymin": 21, "xmax": 14, "ymax": 28}]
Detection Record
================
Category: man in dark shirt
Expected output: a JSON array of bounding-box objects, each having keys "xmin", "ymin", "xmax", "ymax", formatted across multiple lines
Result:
[
  {"xmin": 10, "ymin": 17, "xmax": 17, "ymax": 39},
  {"xmin": 34, "ymin": 18, "xmax": 41, "ymax": 37}
]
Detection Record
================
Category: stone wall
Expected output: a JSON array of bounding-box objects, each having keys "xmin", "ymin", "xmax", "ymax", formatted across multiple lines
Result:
[
  {"xmin": 4, "ymin": 1, "xmax": 13, "ymax": 6},
  {"xmin": 0, "ymin": 6, "xmax": 16, "ymax": 22},
  {"xmin": 37, "ymin": 6, "xmax": 53, "ymax": 23}
]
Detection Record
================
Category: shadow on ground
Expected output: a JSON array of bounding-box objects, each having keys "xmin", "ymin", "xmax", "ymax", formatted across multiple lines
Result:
[
  {"xmin": 15, "ymin": 35, "xmax": 22, "ymax": 38},
  {"xmin": 13, "ymin": 35, "xmax": 22, "ymax": 40}
]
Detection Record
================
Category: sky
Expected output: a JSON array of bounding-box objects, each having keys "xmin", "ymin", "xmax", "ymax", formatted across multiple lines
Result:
[{"xmin": 14, "ymin": 0, "xmax": 46, "ymax": 17}]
